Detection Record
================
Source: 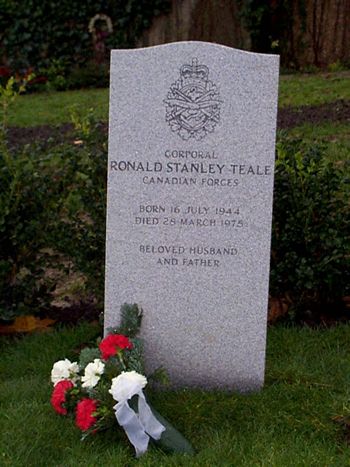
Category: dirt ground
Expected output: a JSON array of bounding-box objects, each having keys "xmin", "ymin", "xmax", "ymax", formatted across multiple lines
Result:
[
  {"xmin": 277, "ymin": 99, "xmax": 350, "ymax": 129},
  {"xmin": 43, "ymin": 300, "xmax": 102, "ymax": 326},
  {"xmin": 6, "ymin": 99, "xmax": 350, "ymax": 149}
]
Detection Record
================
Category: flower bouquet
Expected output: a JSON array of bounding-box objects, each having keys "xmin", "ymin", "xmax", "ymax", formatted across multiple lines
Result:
[{"xmin": 50, "ymin": 304, "xmax": 194, "ymax": 457}]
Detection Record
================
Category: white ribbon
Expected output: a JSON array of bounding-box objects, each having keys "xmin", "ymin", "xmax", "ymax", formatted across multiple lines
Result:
[
  {"xmin": 109, "ymin": 371, "xmax": 165, "ymax": 457},
  {"xmin": 113, "ymin": 390, "xmax": 165, "ymax": 457}
]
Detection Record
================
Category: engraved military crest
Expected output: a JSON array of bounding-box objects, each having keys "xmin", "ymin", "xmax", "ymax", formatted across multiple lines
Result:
[{"xmin": 164, "ymin": 58, "xmax": 222, "ymax": 140}]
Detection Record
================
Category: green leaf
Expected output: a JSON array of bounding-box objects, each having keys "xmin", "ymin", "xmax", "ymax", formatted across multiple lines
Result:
[
  {"xmin": 149, "ymin": 406, "xmax": 195, "ymax": 455},
  {"xmin": 108, "ymin": 303, "xmax": 142, "ymax": 337},
  {"xmin": 128, "ymin": 397, "xmax": 194, "ymax": 455},
  {"xmin": 79, "ymin": 347, "xmax": 100, "ymax": 368}
]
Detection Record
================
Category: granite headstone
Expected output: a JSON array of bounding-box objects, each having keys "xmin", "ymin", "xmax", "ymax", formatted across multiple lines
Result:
[{"xmin": 105, "ymin": 41, "xmax": 279, "ymax": 391}]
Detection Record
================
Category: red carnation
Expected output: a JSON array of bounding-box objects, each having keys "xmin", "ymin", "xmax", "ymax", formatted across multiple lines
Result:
[
  {"xmin": 51, "ymin": 380, "xmax": 74, "ymax": 415},
  {"xmin": 76, "ymin": 398, "xmax": 98, "ymax": 431},
  {"xmin": 99, "ymin": 334, "xmax": 133, "ymax": 360}
]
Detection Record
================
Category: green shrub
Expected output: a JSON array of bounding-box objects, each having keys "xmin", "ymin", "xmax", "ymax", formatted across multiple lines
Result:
[
  {"xmin": 0, "ymin": 77, "xmax": 106, "ymax": 319},
  {"xmin": 0, "ymin": 75, "xmax": 59, "ymax": 320},
  {"xmin": 66, "ymin": 62, "xmax": 110, "ymax": 90},
  {"xmin": 51, "ymin": 115, "xmax": 107, "ymax": 307},
  {"xmin": 271, "ymin": 137, "xmax": 350, "ymax": 320},
  {"xmin": 0, "ymin": 125, "xmax": 107, "ymax": 319},
  {"xmin": 0, "ymin": 144, "xmax": 63, "ymax": 320}
]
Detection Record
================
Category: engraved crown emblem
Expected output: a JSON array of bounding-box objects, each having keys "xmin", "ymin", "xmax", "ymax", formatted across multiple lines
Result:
[
  {"xmin": 180, "ymin": 58, "xmax": 209, "ymax": 87},
  {"xmin": 164, "ymin": 58, "xmax": 222, "ymax": 141}
]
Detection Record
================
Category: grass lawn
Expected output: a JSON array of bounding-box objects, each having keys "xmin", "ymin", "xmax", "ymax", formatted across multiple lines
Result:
[
  {"xmin": 7, "ymin": 71, "xmax": 350, "ymax": 128},
  {"xmin": 8, "ymin": 88, "xmax": 109, "ymax": 127},
  {"xmin": 1, "ymin": 323, "xmax": 350, "ymax": 466},
  {"xmin": 278, "ymin": 71, "xmax": 350, "ymax": 107},
  {"xmin": 1, "ymin": 71, "xmax": 349, "ymax": 466}
]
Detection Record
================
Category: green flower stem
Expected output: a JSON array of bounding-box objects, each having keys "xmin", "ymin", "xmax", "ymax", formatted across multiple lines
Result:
[{"xmin": 117, "ymin": 352, "xmax": 126, "ymax": 371}]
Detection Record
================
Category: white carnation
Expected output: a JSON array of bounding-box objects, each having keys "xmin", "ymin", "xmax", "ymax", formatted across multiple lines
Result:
[
  {"xmin": 81, "ymin": 358, "xmax": 105, "ymax": 388},
  {"xmin": 109, "ymin": 371, "xmax": 147, "ymax": 402},
  {"xmin": 51, "ymin": 358, "xmax": 79, "ymax": 386}
]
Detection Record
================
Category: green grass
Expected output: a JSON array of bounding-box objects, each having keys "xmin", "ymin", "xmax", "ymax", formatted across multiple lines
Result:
[
  {"xmin": 8, "ymin": 88, "xmax": 109, "ymax": 127},
  {"xmin": 1, "ymin": 323, "xmax": 350, "ymax": 465},
  {"xmin": 6, "ymin": 71, "xmax": 350, "ymax": 127},
  {"xmin": 279, "ymin": 71, "xmax": 350, "ymax": 108}
]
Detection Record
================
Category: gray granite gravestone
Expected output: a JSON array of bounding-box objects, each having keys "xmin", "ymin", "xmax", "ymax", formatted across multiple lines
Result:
[{"xmin": 105, "ymin": 41, "xmax": 279, "ymax": 391}]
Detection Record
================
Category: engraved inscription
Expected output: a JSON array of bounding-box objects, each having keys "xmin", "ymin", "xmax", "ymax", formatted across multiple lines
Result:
[
  {"xmin": 164, "ymin": 58, "xmax": 222, "ymax": 141},
  {"xmin": 139, "ymin": 243, "xmax": 238, "ymax": 268},
  {"xmin": 134, "ymin": 204, "xmax": 244, "ymax": 233}
]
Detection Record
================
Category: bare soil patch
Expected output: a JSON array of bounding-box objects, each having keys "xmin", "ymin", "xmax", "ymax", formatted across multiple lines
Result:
[
  {"xmin": 277, "ymin": 99, "xmax": 350, "ymax": 129},
  {"xmin": 6, "ymin": 100, "xmax": 350, "ymax": 150},
  {"xmin": 43, "ymin": 300, "xmax": 101, "ymax": 326}
]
